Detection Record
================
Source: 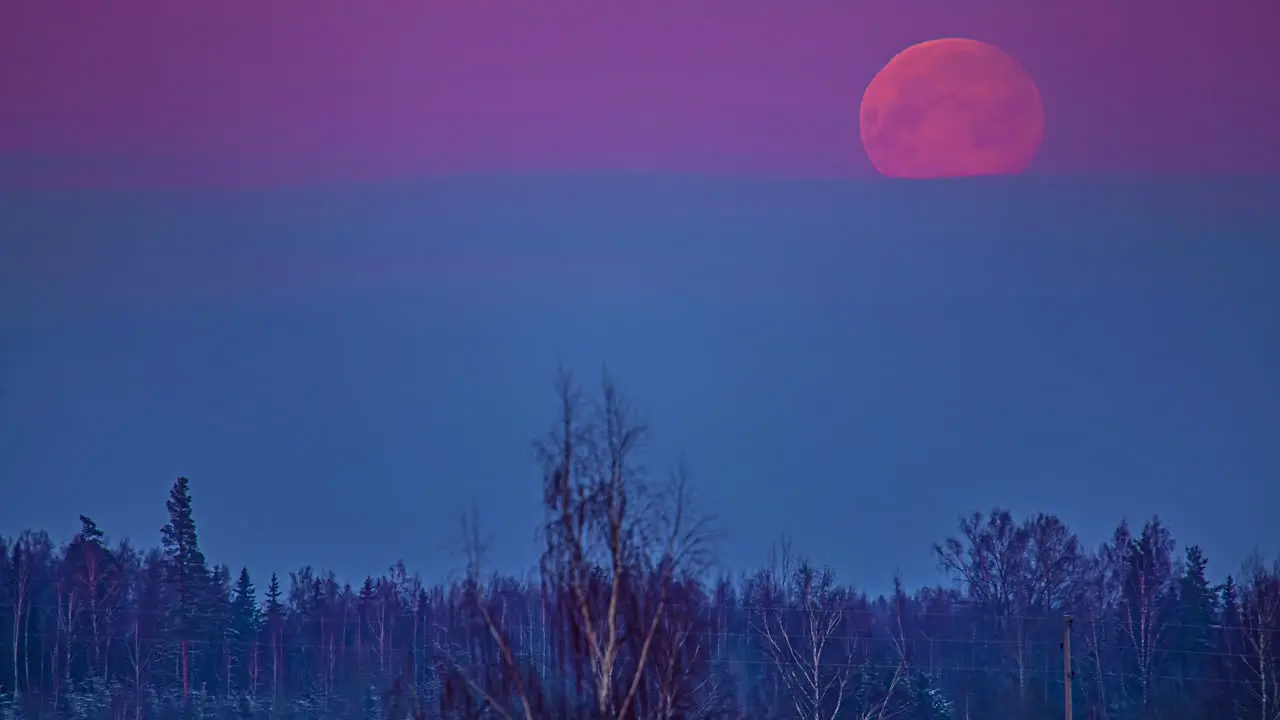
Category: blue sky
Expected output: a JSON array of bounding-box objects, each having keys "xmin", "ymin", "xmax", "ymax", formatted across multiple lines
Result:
[{"xmin": 2, "ymin": 176, "xmax": 1277, "ymax": 592}]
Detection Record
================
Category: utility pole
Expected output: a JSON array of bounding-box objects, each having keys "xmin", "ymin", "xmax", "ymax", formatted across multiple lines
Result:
[{"xmin": 1062, "ymin": 615, "xmax": 1074, "ymax": 720}]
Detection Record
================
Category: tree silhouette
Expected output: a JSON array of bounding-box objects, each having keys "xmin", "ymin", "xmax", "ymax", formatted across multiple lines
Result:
[{"xmin": 0, "ymin": 372, "xmax": 1274, "ymax": 719}]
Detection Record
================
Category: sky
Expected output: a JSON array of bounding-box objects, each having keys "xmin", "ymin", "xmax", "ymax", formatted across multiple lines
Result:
[
  {"xmin": 2, "ymin": 0, "xmax": 1278, "ymax": 185},
  {"xmin": 1, "ymin": 0, "xmax": 1278, "ymax": 592},
  {"xmin": 3, "ymin": 177, "xmax": 1277, "ymax": 591}
]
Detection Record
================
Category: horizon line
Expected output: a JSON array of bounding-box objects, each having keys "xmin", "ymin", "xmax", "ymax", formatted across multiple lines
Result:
[{"xmin": 3, "ymin": 165, "xmax": 1278, "ymax": 198}]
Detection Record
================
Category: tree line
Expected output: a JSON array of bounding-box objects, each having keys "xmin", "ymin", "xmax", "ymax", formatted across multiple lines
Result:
[{"xmin": 1, "ymin": 372, "xmax": 1277, "ymax": 719}]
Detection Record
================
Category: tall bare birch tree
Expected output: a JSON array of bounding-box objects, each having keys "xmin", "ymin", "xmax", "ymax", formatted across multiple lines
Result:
[
  {"xmin": 536, "ymin": 370, "xmax": 708, "ymax": 719},
  {"xmin": 1238, "ymin": 551, "xmax": 1280, "ymax": 720},
  {"xmin": 442, "ymin": 369, "xmax": 709, "ymax": 720},
  {"xmin": 751, "ymin": 539, "xmax": 864, "ymax": 720},
  {"xmin": 1116, "ymin": 518, "xmax": 1176, "ymax": 715}
]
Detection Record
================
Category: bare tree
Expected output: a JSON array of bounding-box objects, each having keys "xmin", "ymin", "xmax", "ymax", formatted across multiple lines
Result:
[
  {"xmin": 1116, "ymin": 518, "xmax": 1176, "ymax": 713},
  {"xmin": 855, "ymin": 576, "xmax": 911, "ymax": 720},
  {"xmin": 437, "ymin": 506, "xmax": 540, "ymax": 720},
  {"xmin": 751, "ymin": 538, "xmax": 862, "ymax": 720},
  {"xmin": 1078, "ymin": 542, "xmax": 1120, "ymax": 720},
  {"xmin": 75, "ymin": 524, "xmax": 120, "ymax": 680},
  {"xmin": 934, "ymin": 509, "xmax": 1085, "ymax": 714},
  {"xmin": 439, "ymin": 369, "xmax": 709, "ymax": 719},
  {"xmin": 634, "ymin": 576, "xmax": 729, "ymax": 720},
  {"xmin": 9, "ymin": 537, "xmax": 32, "ymax": 694},
  {"xmin": 369, "ymin": 578, "xmax": 397, "ymax": 678},
  {"xmin": 1024, "ymin": 513, "xmax": 1085, "ymax": 614},
  {"xmin": 535, "ymin": 369, "xmax": 708, "ymax": 720},
  {"xmin": 53, "ymin": 556, "xmax": 76, "ymax": 698},
  {"xmin": 933, "ymin": 509, "xmax": 1034, "ymax": 707},
  {"xmin": 1238, "ymin": 551, "xmax": 1280, "ymax": 720},
  {"xmin": 123, "ymin": 550, "xmax": 163, "ymax": 720}
]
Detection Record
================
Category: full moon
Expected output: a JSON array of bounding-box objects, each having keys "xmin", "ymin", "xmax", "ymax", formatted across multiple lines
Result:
[{"xmin": 859, "ymin": 38, "xmax": 1044, "ymax": 179}]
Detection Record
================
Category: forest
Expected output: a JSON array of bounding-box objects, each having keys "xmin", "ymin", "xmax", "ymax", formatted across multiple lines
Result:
[{"xmin": 1, "ymin": 374, "xmax": 1277, "ymax": 720}]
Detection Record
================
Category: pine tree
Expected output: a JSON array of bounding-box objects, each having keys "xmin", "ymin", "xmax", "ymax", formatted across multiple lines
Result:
[
  {"xmin": 1172, "ymin": 545, "xmax": 1216, "ymax": 717},
  {"xmin": 357, "ymin": 577, "xmax": 376, "ymax": 679},
  {"xmin": 67, "ymin": 514, "xmax": 116, "ymax": 680},
  {"xmin": 263, "ymin": 574, "xmax": 283, "ymax": 632},
  {"xmin": 77, "ymin": 516, "xmax": 104, "ymax": 546},
  {"xmin": 263, "ymin": 573, "xmax": 284, "ymax": 701},
  {"xmin": 1217, "ymin": 576, "xmax": 1243, "ymax": 710},
  {"xmin": 228, "ymin": 567, "xmax": 261, "ymax": 694},
  {"xmin": 906, "ymin": 670, "xmax": 956, "ymax": 719},
  {"xmin": 160, "ymin": 477, "xmax": 208, "ymax": 700}
]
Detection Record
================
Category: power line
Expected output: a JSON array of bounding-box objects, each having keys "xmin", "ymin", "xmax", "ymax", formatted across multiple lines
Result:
[
  {"xmin": 6, "ymin": 599, "xmax": 1276, "ymax": 638},
  {"xmin": 0, "ymin": 635, "xmax": 1257, "ymax": 688},
  {"xmin": 5, "ymin": 603, "xmax": 1275, "ymax": 665}
]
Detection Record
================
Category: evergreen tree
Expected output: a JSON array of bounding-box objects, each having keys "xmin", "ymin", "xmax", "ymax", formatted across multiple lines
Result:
[
  {"xmin": 66, "ymin": 514, "xmax": 116, "ymax": 680},
  {"xmin": 159, "ymin": 477, "xmax": 209, "ymax": 699},
  {"xmin": 1171, "ymin": 545, "xmax": 1216, "ymax": 718},
  {"xmin": 905, "ymin": 670, "xmax": 956, "ymax": 719},
  {"xmin": 1213, "ymin": 576, "xmax": 1244, "ymax": 716},
  {"xmin": 228, "ymin": 567, "xmax": 261, "ymax": 694},
  {"xmin": 1220, "ymin": 574, "xmax": 1241, "ymax": 629},
  {"xmin": 263, "ymin": 573, "xmax": 284, "ymax": 701},
  {"xmin": 3, "ymin": 388, "xmax": 1279, "ymax": 720},
  {"xmin": 76, "ymin": 516, "xmax": 104, "ymax": 546},
  {"xmin": 263, "ymin": 574, "xmax": 283, "ymax": 627}
]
